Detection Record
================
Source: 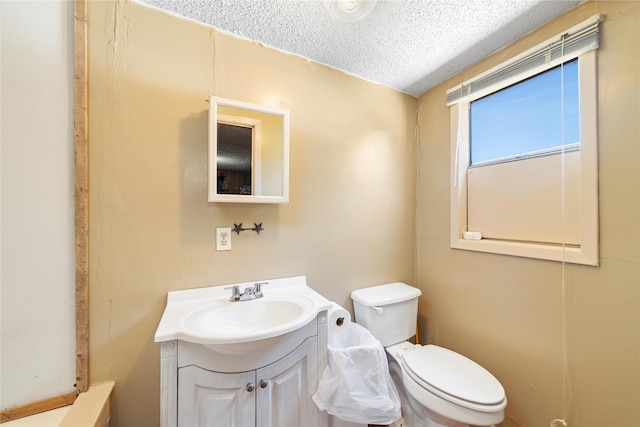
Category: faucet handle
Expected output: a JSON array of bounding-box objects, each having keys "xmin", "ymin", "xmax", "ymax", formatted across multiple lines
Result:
[
  {"xmin": 254, "ymin": 281, "xmax": 268, "ymax": 296},
  {"xmin": 224, "ymin": 285, "xmax": 241, "ymax": 301}
]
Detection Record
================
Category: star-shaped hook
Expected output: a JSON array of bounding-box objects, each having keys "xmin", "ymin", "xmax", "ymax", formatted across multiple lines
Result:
[{"xmin": 232, "ymin": 223, "xmax": 244, "ymax": 235}]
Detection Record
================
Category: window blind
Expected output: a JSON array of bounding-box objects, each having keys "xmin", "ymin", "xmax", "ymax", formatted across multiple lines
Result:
[{"xmin": 446, "ymin": 14, "xmax": 601, "ymax": 106}]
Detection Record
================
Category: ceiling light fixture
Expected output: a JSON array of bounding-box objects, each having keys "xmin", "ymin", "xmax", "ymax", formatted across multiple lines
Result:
[{"xmin": 324, "ymin": 0, "xmax": 377, "ymax": 23}]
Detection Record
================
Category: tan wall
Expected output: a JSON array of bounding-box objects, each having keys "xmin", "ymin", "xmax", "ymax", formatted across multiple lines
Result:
[
  {"xmin": 88, "ymin": 1, "xmax": 417, "ymax": 426},
  {"xmin": 416, "ymin": 2, "xmax": 639, "ymax": 426}
]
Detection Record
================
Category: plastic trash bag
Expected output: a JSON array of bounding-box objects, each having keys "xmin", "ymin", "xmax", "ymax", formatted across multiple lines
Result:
[{"xmin": 312, "ymin": 323, "xmax": 401, "ymax": 425}]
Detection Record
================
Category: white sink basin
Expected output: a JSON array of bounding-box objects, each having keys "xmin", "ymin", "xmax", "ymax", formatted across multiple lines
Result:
[
  {"xmin": 155, "ymin": 276, "xmax": 331, "ymax": 353},
  {"xmin": 182, "ymin": 295, "xmax": 314, "ymax": 342}
]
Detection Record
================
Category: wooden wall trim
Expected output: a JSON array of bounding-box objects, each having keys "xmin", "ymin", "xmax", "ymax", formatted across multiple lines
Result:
[
  {"xmin": 74, "ymin": 0, "xmax": 89, "ymax": 394},
  {"xmin": 0, "ymin": 393, "xmax": 77, "ymax": 424}
]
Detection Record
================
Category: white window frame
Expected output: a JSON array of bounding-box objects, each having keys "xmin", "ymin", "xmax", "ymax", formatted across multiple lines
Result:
[{"xmin": 448, "ymin": 17, "xmax": 600, "ymax": 266}]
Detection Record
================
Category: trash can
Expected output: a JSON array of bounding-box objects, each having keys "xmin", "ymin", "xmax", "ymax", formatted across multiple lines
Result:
[{"xmin": 313, "ymin": 322, "xmax": 401, "ymax": 425}]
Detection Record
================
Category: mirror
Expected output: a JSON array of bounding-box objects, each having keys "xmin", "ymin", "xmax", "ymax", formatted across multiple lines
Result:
[{"xmin": 209, "ymin": 96, "xmax": 290, "ymax": 203}]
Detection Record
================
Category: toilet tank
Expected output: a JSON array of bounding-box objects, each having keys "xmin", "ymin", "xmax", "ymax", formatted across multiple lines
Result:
[{"xmin": 351, "ymin": 282, "xmax": 421, "ymax": 347}]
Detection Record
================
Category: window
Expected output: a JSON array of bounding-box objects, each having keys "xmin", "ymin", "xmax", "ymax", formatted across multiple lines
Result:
[
  {"xmin": 447, "ymin": 15, "xmax": 600, "ymax": 265},
  {"xmin": 470, "ymin": 59, "xmax": 579, "ymax": 166}
]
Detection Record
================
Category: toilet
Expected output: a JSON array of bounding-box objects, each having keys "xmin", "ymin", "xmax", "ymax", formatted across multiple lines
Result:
[{"xmin": 351, "ymin": 283, "xmax": 507, "ymax": 427}]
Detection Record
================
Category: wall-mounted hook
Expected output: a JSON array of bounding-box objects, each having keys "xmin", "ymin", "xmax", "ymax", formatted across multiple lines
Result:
[{"xmin": 232, "ymin": 223, "xmax": 264, "ymax": 235}]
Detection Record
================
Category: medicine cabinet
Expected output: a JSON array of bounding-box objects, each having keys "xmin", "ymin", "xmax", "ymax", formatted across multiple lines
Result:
[{"xmin": 208, "ymin": 96, "xmax": 290, "ymax": 204}]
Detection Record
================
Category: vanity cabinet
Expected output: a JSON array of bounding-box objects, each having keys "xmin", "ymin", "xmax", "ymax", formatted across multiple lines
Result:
[
  {"xmin": 159, "ymin": 311, "xmax": 328, "ymax": 427},
  {"xmin": 178, "ymin": 337, "xmax": 317, "ymax": 427},
  {"xmin": 178, "ymin": 367, "xmax": 254, "ymax": 427}
]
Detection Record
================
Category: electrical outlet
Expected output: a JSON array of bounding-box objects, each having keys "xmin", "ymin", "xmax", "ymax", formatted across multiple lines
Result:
[{"xmin": 216, "ymin": 227, "xmax": 231, "ymax": 251}]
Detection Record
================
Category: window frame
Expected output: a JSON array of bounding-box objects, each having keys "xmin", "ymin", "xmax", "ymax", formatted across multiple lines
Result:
[{"xmin": 449, "ymin": 49, "xmax": 599, "ymax": 266}]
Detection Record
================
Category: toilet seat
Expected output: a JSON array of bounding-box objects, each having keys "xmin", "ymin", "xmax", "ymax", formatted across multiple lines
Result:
[{"xmin": 401, "ymin": 345, "xmax": 506, "ymax": 412}]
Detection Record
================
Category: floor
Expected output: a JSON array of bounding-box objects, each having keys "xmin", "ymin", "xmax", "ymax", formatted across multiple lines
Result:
[
  {"xmin": 489, "ymin": 418, "xmax": 519, "ymax": 427},
  {"xmin": 2, "ymin": 407, "xmax": 518, "ymax": 427}
]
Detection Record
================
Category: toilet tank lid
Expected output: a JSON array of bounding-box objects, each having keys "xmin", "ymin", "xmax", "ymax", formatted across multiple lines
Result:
[{"xmin": 351, "ymin": 282, "xmax": 421, "ymax": 307}]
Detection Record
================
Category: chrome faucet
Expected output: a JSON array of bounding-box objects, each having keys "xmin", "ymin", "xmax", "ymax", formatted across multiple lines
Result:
[{"xmin": 225, "ymin": 282, "xmax": 268, "ymax": 302}]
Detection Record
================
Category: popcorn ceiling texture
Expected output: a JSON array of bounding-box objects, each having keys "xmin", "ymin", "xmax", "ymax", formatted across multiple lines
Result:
[{"xmin": 137, "ymin": 0, "xmax": 579, "ymax": 96}]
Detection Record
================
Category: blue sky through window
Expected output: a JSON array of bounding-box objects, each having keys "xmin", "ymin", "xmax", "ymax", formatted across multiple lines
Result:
[{"xmin": 470, "ymin": 59, "xmax": 579, "ymax": 165}]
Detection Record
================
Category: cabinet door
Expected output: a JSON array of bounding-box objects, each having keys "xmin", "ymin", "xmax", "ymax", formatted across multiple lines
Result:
[
  {"xmin": 256, "ymin": 337, "xmax": 318, "ymax": 427},
  {"xmin": 179, "ymin": 365, "xmax": 255, "ymax": 427}
]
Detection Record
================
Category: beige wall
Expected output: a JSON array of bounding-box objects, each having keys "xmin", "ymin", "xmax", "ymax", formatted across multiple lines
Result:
[
  {"xmin": 88, "ymin": 1, "xmax": 416, "ymax": 425},
  {"xmin": 416, "ymin": 1, "xmax": 639, "ymax": 426}
]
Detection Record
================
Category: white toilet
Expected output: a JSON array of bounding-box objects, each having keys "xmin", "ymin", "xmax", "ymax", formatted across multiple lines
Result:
[{"xmin": 351, "ymin": 283, "xmax": 507, "ymax": 427}]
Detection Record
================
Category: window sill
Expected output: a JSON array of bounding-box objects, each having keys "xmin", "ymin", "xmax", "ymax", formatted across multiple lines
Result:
[{"xmin": 450, "ymin": 237, "xmax": 599, "ymax": 266}]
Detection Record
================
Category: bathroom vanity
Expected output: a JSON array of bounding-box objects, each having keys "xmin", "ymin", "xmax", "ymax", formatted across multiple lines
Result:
[{"xmin": 155, "ymin": 277, "xmax": 331, "ymax": 427}]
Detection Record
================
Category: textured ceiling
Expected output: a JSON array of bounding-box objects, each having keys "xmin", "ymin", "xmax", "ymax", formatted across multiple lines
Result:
[{"xmin": 138, "ymin": 0, "xmax": 581, "ymax": 96}]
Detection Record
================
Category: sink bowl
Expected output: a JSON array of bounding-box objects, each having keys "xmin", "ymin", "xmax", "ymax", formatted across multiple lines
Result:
[
  {"xmin": 155, "ymin": 276, "xmax": 332, "ymax": 354},
  {"xmin": 182, "ymin": 295, "xmax": 314, "ymax": 343}
]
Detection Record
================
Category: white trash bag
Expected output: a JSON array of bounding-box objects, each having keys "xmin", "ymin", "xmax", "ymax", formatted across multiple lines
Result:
[{"xmin": 312, "ymin": 323, "xmax": 401, "ymax": 425}]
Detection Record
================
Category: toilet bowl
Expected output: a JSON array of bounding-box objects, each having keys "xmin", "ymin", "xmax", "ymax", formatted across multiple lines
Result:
[
  {"xmin": 386, "ymin": 341, "xmax": 506, "ymax": 427},
  {"xmin": 351, "ymin": 283, "xmax": 507, "ymax": 427}
]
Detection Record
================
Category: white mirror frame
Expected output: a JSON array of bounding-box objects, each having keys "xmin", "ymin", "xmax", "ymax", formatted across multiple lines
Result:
[{"xmin": 208, "ymin": 96, "xmax": 290, "ymax": 204}]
